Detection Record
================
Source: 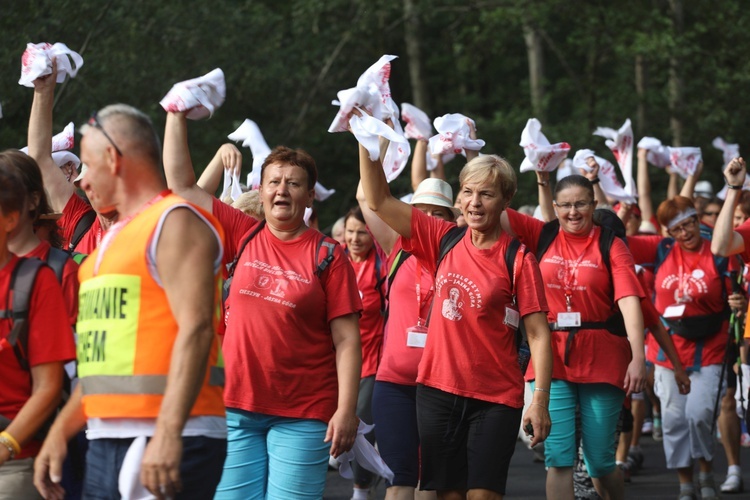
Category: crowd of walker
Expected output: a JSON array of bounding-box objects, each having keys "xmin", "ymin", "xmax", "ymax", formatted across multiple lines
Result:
[{"xmin": 2, "ymin": 45, "xmax": 750, "ymax": 500}]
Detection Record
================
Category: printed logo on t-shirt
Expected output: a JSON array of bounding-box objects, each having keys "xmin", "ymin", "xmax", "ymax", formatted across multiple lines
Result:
[
  {"xmin": 659, "ymin": 273, "xmax": 708, "ymax": 304},
  {"xmin": 236, "ymin": 259, "xmax": 309, "ymax": 309},
  {"xmin": 435, "ymin": 272, "xmax": 483, "ymax": 322},
  {"xmin": 543, "ymin": 254, "xmax": 598, "ymax": 292}
]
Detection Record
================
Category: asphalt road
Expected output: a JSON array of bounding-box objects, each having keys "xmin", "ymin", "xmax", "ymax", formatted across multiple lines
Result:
[{"xmin": 324, "ymin": 433, "xmax": 750, "ymax": 499}]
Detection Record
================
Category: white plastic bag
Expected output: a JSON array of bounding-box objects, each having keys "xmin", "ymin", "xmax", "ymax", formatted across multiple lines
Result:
[
  {"xmin": 593, "ymin": 119, "xmax": 636, "ymax": 198},
  {"xmin": 668, "ymin": 147, "xmax": 702, "ymax": 179},
  {"xmin": 228, "ymin": 119, "xmax": 271, "ymax": 190},
  {"xmin": 637, "ymin": 136, "xmax": 671, "ymax": 168},
  {"xmin": 160, "ymin": 68, "xmax": 225, "ymax": 120},
  {"xmin": 519, "ymin": 118, "xmax": 570, "ymax": 173},
  {"xmin": 428, "ymin": 114, "xmax": 484, "ymax": 156},
  {"xmin": 19, "ymin": 42, "xmax": 83, "ymax": 87}
]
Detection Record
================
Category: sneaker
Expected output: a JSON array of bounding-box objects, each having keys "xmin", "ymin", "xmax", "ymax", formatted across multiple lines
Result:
[
  {"xmin": 641, "ymin": 417, "xmax": 653, "ymax": 435},
  {"xmin": 653, "ymin": 416, "xmax": 663, "ymax": 441},
  {"xmin": 700, "ymin": 475, "xmax": 720, "ymax": 500},
  {"xmin": 627, "ymin": 448, "xmax": 644, "ymax": 473},
  {"xmin": 720, "ymin": 472, "xmax": 744, "ymax": 493},
  {"xmin": 677, "ymin": 491, "xmax": 697, "ymax": 500},
  {"xmin": 618, "ymin": 462, "xmax": 632, "ymax": 483}
]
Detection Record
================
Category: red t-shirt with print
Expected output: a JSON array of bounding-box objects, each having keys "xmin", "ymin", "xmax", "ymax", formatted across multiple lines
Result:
[
  {"xmin": 403, "ymin": 208, "xmax": 548, "ymax": 408},
  {"xmin": 632, "ymin": 236, "xmax": 729, "ymax": 369},
  {"xmin": 507, "ymin": 210, "xmax": 643, "ymax": 389},
  {"xmin": 0, "ymin": 255, "xmax": 76, "ymax": 459},
  {"xmin": 222, "ymin": 224, "xmax": 362, "ymax": 423},
  {"xmin": 377, "ymin": 238, "xmax": 434, "ymax": 386}
]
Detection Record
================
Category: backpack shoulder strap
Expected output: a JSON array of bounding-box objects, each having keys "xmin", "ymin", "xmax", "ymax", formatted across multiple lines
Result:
[
  {"xmin": 598, "ymin": 226, "xmax": 616, "ymax": 275},
  {"xmin": 6, "ymin": 258, "xmax": 47, "ymax": 371},
  {"xmin": 437, "ymin": 226, "xmax": 468, "ymax": 271},
  {"xmin": 535, "ymin": 219, "xmax": 561, "ymax": 262},
  {"xmin": 227, "ymin": 220, "xmax": 266, "ymax": 280},
  {"xmin": 654, "ymin": 238, "xmax": 675, "ymax": 275},
  {"xmin": 46, "ymin": 247, "xmax": 70, "ymax": 284},
  {"xmin": 67, "ymin": 209, "xmax": 97, "ymax": 253},
  {"xmin": 374, "ymin": 251, "xmax": 387, "ymax": 315},
  {"xmin": 315, "ymin": 235, "xmax": 337, "ymax": 278},
  {"xmin": 386, "ymin": 249, "xmax": 412, "ymax": 295}
]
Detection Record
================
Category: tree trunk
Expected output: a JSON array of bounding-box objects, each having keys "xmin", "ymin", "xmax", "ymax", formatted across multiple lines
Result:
[
  {"xmin": 635, "ymin": 54, "xmax": 646, "ymax": 137},
  {"xmin": 403, "ymin": 0, "xmax": 428, "ymax": 111},
  {"xmin": 523, "ymin": 23, "xmax": 545, "ymax": 120},
  {"xmin": 668, "ymin": 0, "xmax": 684, "ymax": 146}
]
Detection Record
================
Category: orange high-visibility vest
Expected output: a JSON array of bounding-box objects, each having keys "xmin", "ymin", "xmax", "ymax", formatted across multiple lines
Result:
[{"xmin": 76, "ymin": 193, "xmax": 225, "ymax": 419}]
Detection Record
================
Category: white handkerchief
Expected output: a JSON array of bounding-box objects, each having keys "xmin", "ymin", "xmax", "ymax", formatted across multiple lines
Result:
[
  {"xmin": 668, "ymin": 147, "xmax": 702, "ymax": 179},
  {"xmin": 220, "ymin": 169, "xmax": 243, "ymax": 202},
  {"xmin": 349, "ymin": 111, "xmax": 410, "ymax": 183},
  {"xmin": 228, "ymin": 119, "xmax": 272, "ymax": 190},
  {"xmin": 519, "ymin": 118, "xmax": 570, "ymax": 173},
  {"xmin": 429, "ymin": 114, "xmax": 485, "ymax": 156},
  {"xmin": 52, "ymin": 151, "xmax": 80, "ymax": 170},
  {"xmin": 572, "ymin": 150, "xmax": 636, "ymax": 204},
  {"xmin": 593, "ymin": 119, "xmax": 635, "ymax": 198},
  {"xmin": 712, "ymin": 137, "xmax": 740, "ymax": 166},
  {"xmin": 118, "ymin": 436, "xmax": 155, "ymax": 500},
  {"xmin": 333, "ymin": 421, "xmax": 394, "ymax": 484},
  {"xmin": 304, "ymin": 207, "xmax": 313, "ymax": 226},
  {"xmin": 52, "ymin": 122, "xmax": 75, "ymax": 152},
  {"xmin": 314, "ymin": 182, "xmax": 336, "ymax": 202},
  {"xmin": 160, "ymin": 68, "xmax": 225, "ymax": 120},
  {"xmin": 401, "ymin": 103, "xmax": 433, "ymax": 140},
  {"xmin": 328, "ymin": 55, "xmax": 398, "ymax": 133},
  {"xmin": 19, "ymin": 42, "xmax": 84, "ymax": 87},
  {"xmin": 637, "ymin": 136, "xmax": 671, "ymax": 168}
]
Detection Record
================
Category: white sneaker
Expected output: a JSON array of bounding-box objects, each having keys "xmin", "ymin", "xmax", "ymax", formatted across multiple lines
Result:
[{"xmin": 720, "ymin": 472, "xmax": 744, "ymax": 493}]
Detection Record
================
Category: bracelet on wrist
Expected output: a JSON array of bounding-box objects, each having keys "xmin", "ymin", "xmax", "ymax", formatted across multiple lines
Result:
[
  {"xmin": 0, "ymin": 432, "xmax": 20, "ymax": 459},
  {"xmin": 728, "ymin": 184, "xmax": 743, "ymax": 190},
  {"xmin": 537, "ymin": 180, "xmax": 549, "ymax": 187},
  {"xmin": 534, "ymin": 387, "xmax": 550, "ymax": 393},
  {"xmin": 590, "ymin": 178, "xmax": 600, "ymax": 185}
]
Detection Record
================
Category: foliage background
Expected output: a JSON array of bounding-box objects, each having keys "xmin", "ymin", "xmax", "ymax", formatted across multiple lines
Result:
[{"xmin": 2, "ymin": 0, "xmax": 749, "ymax": 230}]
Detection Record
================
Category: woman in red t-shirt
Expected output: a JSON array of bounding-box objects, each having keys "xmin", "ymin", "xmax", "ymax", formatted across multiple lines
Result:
[
  {"xmin": 629, "ymin": 195, "xmax": 742, "ymax": 500},
  {"xmin": 359, "ymin": 144, "xmax": 552, "ymax": 499},
  {"xmin": 503, "ymin": 174, "xmax": 646, "ymax": 500},
  {"xmin": 356, "ymin": 176, "xmax": 459, "ymax": 498},
  {"xmin": 0, "ymin": 155, "xmax": 75, "ymax": 497}
]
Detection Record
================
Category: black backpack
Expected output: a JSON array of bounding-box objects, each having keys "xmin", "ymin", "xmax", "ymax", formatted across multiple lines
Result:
[
  {"xmin": 66, "ymin": 209, "xmax": 96, "ymax": 254},
  {"xmin": 534, "ymin": 209, "xmax": 628, "ymax": 365}
]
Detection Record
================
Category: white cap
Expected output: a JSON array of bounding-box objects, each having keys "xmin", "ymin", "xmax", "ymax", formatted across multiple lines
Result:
[{"xmin": 694, "ymin": 180, "xmax": 713, "ymax": 199}]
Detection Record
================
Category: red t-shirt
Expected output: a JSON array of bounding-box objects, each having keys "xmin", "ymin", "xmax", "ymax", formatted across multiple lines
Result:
[
  {"xmin": 0, "ymin": 255, "xmax": 76, "ymax": 459},
  {"xmin": 507, "ymin": 210, "xmax": 643, "ymax": 389},
  {"xmin": 348, "ymin": 247, "xmax": 386, "ymax": 379},
  {"xmin": 634, "ymin": 236, "xmax": 729, "ymax": 369},
  {"xmin": 222, "ymin": 225, "xmax": 362, "ymax": 423},
  {"xmin": 211, "ymin": 198, "xmax": 259, "ymax": 265},
  {"xmin": 58, "ymin": 193, "xmax": 103, "ymax": 254},
  {"xmin": 376, "ymin": 238, "xmax": 433, "ymax": 385},
  {"xmin": 402, "ymin": 208, "xmax": 548, "ymax": 408},
  {"xmin": 24, "ymin": 241, "xmax": 79, "ymax": 327}
]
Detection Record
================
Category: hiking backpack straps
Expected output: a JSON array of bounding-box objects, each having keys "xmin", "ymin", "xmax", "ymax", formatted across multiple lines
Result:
[
  {"xmin": 223, "ymin": 220, "xmax": 266, "ymax": 301},
  {"xmin": 46, "ymin": 247, "xmax": 70, "ymax": 283},
  {"xmin": 374, "ymin": 252, "xmax": 387, "ymax": 315},
  {"xmin": 315, "ymin": 236, "xmax": 336, "ymax": 278},
  {"xmin": 0, "ymin": 258, "xmax": 47, "ymax": 371},
  {"xmin": 67, "ymin": 209, "xmax": 97, "ymax": 253}
]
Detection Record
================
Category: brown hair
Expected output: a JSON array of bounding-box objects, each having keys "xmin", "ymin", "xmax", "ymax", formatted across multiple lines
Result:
[
  {"xmin": 738, "ymin": 191, "xmax": 750, "ymax": 218},
  {"xmin": 260, "ymin": 146, "xmax": 317, "ymax": 190},
  {"xmin": 0, "ymin": 154, "xmax": 27, "ymax": 216},
  {"xmin": 656, "ymin": 195, "xmax": 696, "ymax": 228},
  {"xmin": 0, "ymin": 150, "xmax": 55, "ymax": 223}
]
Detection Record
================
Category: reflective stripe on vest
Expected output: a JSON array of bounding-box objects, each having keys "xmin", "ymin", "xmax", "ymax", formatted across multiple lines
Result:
[{"xmin": 81, "ymin": 375, "xmax": 167, "ymax": 395}]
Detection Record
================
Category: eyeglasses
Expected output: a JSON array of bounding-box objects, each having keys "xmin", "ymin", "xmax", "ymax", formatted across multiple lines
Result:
[
  {"xmin": 88, "ymin": 112, "xmax": 123, "ymax": 157},
  {"xmin": 554, "ymin": 201, "xmax": 594, "ymax": 212},
  {"xmin": 669, "ymin": 217, "xmax": 698, "ymax": 236}
]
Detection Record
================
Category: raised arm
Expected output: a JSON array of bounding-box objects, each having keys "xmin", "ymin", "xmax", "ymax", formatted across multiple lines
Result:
[
  {"xmin": 356, "ymin": 180, "xmax": 398, "ymax": 255},
  {"xmin": 411, "ymin": 139, "xmax": 429, "ymax": 192},
  {"xmin": 28, "ymin": 63, "xmax": 75, "ymax": 212},
  {"xmin": 163, "ymin": 112, "xmax": 214, "ymax": 212},
  {"xmin": 637, "ymin": 148, "xmax": 655, "ymax": 224},
  {"xmin": 581, "ymin": 157, "xmax": 607, "ymax": 204},
  {"xmin": 712, "ymin": 158, "xmax": 747, "ymax": 256},
  {"xmin": 536, "ymin": 171, "xmax": 555, "ymax": 221},
  {"xmin": 464, "ymin": 118, "xmax": 480, "ymax": 163},
  {"xmin": 196, "ymin": 144, "xmax": 243, "ymax": 196},
  {"xmin": 679, "ymin": 161, "xmax": 703, "ymax": 200},
  {"xmin": 359, "ymin": 143, "xmax": 413, "ymax": 238},
  {"xmin": 667, "ymin": 171, "xmax": 679, "ymax": 200}
]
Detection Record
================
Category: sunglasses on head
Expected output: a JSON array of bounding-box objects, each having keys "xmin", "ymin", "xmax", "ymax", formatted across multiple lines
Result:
[{"xmin": 88, "ymin": 112, "xmax": 123, "ymax": 157}]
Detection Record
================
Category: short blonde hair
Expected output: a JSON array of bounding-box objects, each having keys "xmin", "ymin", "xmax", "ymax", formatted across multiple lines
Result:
[
  {"xmin": 458, "ymin": 155, "xmax": 517, "ymax": 205},
  {"xmin": 231, "ymin": 190, "xmax": 264, "ymax": 220}
]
